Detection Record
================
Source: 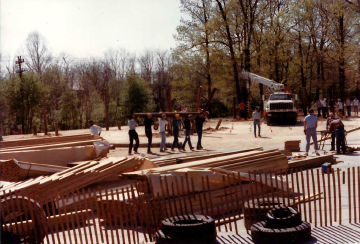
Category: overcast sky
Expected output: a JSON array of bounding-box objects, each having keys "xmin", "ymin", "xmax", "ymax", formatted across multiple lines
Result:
[{"xmin": 0, "ymin": 0, "xmax": 183, "ymax": 59}]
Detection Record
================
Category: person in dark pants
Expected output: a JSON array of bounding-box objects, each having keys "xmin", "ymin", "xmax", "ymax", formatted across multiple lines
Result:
[
  {"xmin": 239, "ymin": 101, "xmax": 247, "ymax": 120},
  {"xmin": 144, "ymin": 113, "xmax": 156, "ymax": 154},
  {"xmin": 329, "ymin": 98, "xmax": 335, "ymax": 113},
  {"xmin": 326, "ymin": 112, "xmax": 338, "ymax": 151},
  {"xmin": 181, "ymin": 114, "xmax": 194, "ymax": 151},
  {"xmin": 321, "ymin": 98, "xmax": 327, "ymax": 119},
  {"xmin": 128, "ymin": 114, "xmax": 139, "ymax": 155},
  {"xmin": 194, "ymin": 112, "xmax": 208, "ymax": 150},
  {"xmin": 171, "ymin": 114, "xmax": 181, "ymax": 151},
  {"xmin": 345, "ymin": 98, "xmax": 351, "ymax": 117},
  {"xmin": 329, "ymin": 119, "xmax": 346, "ymax": 154}
]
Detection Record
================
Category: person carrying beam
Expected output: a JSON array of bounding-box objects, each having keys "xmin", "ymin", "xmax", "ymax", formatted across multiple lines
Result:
[
  {"xmin": 304, "ymin": 109, "xmax": 320, "ymax": 156},
  {"xmin": 88, "ymin": 120, "xmax": 101, "ymax": 136},
  {"xmin": 171, "ymin": 114, "xmax": 181, "ymax": 151},
  {"xmin": 181, "ymin": 114, "xmax": 195, "ymax": 151},
  {"xmin": 194, "ymin": 112, "xmax": 208, "ymax": 150},
  {"xmin": 159, "ymin": 114, "xmax": 168, "ymax": 152},
  {"xmin": 144, "ymin": 113, "xmax": 156, "ymax": 154},
  {"xmin": 128, "ymin": 114, "xmax": 139, "ymax": 155}
]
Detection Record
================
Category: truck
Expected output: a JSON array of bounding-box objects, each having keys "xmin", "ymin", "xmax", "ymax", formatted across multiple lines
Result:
[{"xmin": 242, "ymin": 70, "xmax": 298, "ymax": 125}]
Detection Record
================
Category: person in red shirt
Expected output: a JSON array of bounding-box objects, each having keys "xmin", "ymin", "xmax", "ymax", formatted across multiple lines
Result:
[{"xmin": 239, "ymin": 101, "xmax": 247, "ymax": 120}]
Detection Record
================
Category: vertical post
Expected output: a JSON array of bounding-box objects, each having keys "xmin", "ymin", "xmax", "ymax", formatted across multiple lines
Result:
[
  {"xmin": 55, "ymin": 122, "xmax": 59, "ymax": 136},
  {"xmin": 32, "ymin": 125, "xmax": 37, "ymax": 135},
  {"xmin": 203, "ymin": 88, "xmax": 217, "ymax": 112},
  {"xmin": 196, "ymin": 86, "xmax": 203, "ymax": 111},
  {"xmin": 165, "ymin": 87, "xmax": 172, "ymax": 135},
  {"xmin": 117, "ymin": 122, "xmax": 121, "ymax": 130},
  {"xmin": 233, "ymin": 96, "xmax": 236, "ymax": 119},
  {"xmin": 42, "ymin": 92, "xmax": 48, "ymax": 135},
  {"xmin": 105, "ymin": 90, "xmax": 109, "ymax": 131},
  {"xmin": 16, "ymin": 56, "xmax": 26, "ymax": 134}
]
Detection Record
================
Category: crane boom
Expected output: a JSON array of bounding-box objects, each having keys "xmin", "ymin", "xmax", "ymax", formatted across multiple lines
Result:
[{"xmin": 242, "ymin": 70, "xmax": 284, "ymax": 93}]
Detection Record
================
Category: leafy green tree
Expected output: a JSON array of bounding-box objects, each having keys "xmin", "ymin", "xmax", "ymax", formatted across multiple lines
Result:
[{"xmin": 121, "ymin": 74, "xmax": 154, "ymax": 116}]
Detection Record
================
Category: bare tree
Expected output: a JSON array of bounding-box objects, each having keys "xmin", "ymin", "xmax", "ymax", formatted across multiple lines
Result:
[
  {"xmin": 24, "ymin": 31, "xmax": 52, "ymax": 134},
  {"xmin": 138, "ymin": 49, "xmax": 154, "ymax": 83}
]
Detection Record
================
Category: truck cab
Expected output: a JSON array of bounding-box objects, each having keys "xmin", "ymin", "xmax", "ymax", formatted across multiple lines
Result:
[{"xmin": 263, "ymin": 93, "xmax": 298, "ymax": 125}]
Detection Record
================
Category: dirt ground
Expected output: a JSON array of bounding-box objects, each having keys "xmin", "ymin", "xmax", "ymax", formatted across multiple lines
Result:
[{"xmin": 4, "ymin": 116, "xmax": 360, "ymax": 157}]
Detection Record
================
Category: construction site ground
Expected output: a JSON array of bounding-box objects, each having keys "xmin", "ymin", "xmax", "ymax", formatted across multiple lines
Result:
[{"xmin": 3, "ymin": 116, "xmax": 360, "ymax": 244}]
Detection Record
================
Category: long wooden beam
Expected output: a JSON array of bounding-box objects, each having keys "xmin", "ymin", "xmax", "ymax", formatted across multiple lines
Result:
[{"xmin": 133, "ymin": 112, "xmax": 200, "ymax": 118}]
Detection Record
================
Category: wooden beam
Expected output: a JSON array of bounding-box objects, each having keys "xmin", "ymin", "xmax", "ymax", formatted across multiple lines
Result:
[
  {"xmin": 215, "ymin": 119, "xmax": 222, "ymax": 130},
  {"xmin": 196, "ymin": 86, "xmax": 203, "ymax": 111},
  {"xmin": 203, "ymin": 88, "xmax": 217, "ymax": 112},
  {"xmin": 133, "ymin": 112, "xmax": 200, "ymax": 118}
]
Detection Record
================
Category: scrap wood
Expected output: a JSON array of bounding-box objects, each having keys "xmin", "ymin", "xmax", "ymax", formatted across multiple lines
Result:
[
  {"xmin": 295, "ymin": 192, "xmax": 323, "ymax": 204},
  {"xmin": 311, "ymin": 126, "xmax": 360, "ymax": 145}
]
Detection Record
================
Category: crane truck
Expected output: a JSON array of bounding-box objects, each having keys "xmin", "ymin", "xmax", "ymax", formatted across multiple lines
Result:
[{"xmin": 242, "ymin": 70, "xmax": 298, "ymax": 125}]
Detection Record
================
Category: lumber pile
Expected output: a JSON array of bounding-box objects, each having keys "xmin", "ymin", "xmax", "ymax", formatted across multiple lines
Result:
[
  {"xmin": 0, "ymin": 134, "xmax": 101, "ymax": 149},
  {"xmin": 120, "ymin": 148, "xmax": 289, "ymax": 181},
  {"xmin": 288, "ymin": 154, "xmax": 336, "ymax": 170},
  {"xmin": 0, "ymin": 159, "xmax": 69, "ymax": 182},
  {"xmin": 0, "ymin": 157, "xmax": 156, "ymax": 205},
  {"xmin": 284, "ymin": 140, "xmax": 301, "ymax": 152}
]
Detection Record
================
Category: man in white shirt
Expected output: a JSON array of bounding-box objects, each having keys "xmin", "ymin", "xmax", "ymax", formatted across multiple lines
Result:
[
  {"xmin": 159, "ymin": 114, "xmax": 169, "ymax": 152},
  {"xmin": 88, "ymin": 120, "xmax": 101, "ymax": 136},
  {"xmin": 337, "ymin": 98, "xmax": 343, "ymax": 118},
  {"xmin": 304, "ymin": 109, "xmax": 320, "ymax": 156},
  {"xmin": 353, "ymin": 97, "xmax": 359, "ymax": 116}
]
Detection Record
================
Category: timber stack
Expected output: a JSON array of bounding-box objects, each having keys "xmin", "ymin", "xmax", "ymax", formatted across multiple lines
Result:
[{"xmin": 284, "ymin": 140, "xmax": 301, "ymax": 152}]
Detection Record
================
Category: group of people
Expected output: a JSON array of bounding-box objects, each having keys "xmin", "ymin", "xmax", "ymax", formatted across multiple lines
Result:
[
  {"xmin": 315, "ymin": 97, "xmax": 359, "ymax": 118},
  {"xmin": 304, "ymin": 109, "xmax": 346, "ymax": 156},
  {"xmin": 127, "ymin": 112, "xmax": 208, "ymax": 155}
]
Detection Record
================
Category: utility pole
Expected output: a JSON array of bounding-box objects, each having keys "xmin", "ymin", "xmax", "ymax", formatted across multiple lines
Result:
[{"xmin": 16, "ymin": 56, "xmax": 26, "ymax": 134}]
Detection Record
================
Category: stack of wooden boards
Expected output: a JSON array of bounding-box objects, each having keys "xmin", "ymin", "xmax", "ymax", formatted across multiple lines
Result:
[
  {"xmin": 0, "ymin": 157, "xmax": 155, "ymax": 205},
  {"xmin": 0, "ymin": 134, "xmax": 108, "ymax": 166},
  {"xmin": 0, "ymin": 159, "xmax": 68, "ymax": 182},
  {"xmin": 284, "ymin": 140, "xmax": 301, "ymax": 152},
  {"xmin": 120, "ymin": 148, "xmax": 289, "ymax": 181}
]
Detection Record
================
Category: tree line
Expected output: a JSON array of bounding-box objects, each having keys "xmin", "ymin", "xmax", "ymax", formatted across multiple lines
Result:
[{"xmin": 0, "ymin": 0, "xmax": 359, "ymax": 134}]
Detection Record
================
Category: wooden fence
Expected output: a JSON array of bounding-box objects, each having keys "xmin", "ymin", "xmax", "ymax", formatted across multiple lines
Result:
[{"xmin": 1, "ymin": 166, "xmax": 359, "ymax": 243}]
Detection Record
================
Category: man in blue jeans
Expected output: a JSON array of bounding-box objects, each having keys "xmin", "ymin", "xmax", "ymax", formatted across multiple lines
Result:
[
  {"xmin": 194, "ymin": 112, "xmax": 208, "ymax": 150},
  {"xmin": 171, "ymin": 114, "xmax": 181, "ymax": 151},
  {"xmin": 329, "ymin": 119, "xmax": 346, "ymax": 154},
  {"xmin": 252, "ymin": 107, "xmax": 261, "ymax": 138},
  {"xmin": 304, "ymin": 109, "xmax": 320, "ymax": 156},
  {"xmin": 181, "ymin": 114, "xmax": 194, "ymax": 151}
]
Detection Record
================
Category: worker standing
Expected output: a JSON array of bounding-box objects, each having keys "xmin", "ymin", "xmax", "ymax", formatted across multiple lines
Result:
[
  {"xmin": 253, "ymin": 107, "xmax": 261, "ymax": 138},
  {"xmin": 321, "ymin": 98, "xmax": 327, "ymax": 119},
  {"xmin": 181, "ymin": 114, "xmax": 194, "ymax": 151},
  {"xmin": 171, "ymin": 114, "xmax": 181, "ymax": 151},
  {"xmin": 353, "ymin": 97, "xmax": 359, "ymax": 116},
  {"xmin": 128, "ymin": 115, "xmax": 139, "ymax": 155},
  {"xmin": 326, "ymin": 113, "xmax": 338, "ymax": 151},
  {"xmin": 144, "ymin": 113, "xmax": 155, "ymax": 154},
  {"xmin": 304, "ymin": 109, "xmax": 320, "ymax": 156},
  {"xmin": 194, "ymin": 112, "xmax": 208, "ymax": 150},
  {"xmin": 315, "ymin": 100, "xmax": 322, "ymax": 117},
  {"xmin": 337, "ymin": 98, "xmax": 343, "ymax": 118},
  {"xmin": 239, "ymin": 101, "xmax": 247, "ymax": 120},
  {"xmin": 159, "ymin": 114, "xmax": 168, "ymax": 152},
  {"xmin": 345, "ymin": 97, "xmax": 351, "ymax": 117},
  {"xmin": 88, "ymin": 120, "xmax": 101, "ymax": 136},
  {"xmin": 329, "ymin": 119, "xmax": 346, "ymax": 154}
]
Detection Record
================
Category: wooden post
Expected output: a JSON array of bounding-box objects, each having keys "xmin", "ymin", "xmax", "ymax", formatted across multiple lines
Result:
[
  {"xmin": 117, "ymin": 122, "xmax": 121, "ymax": 130},
  {"xmin": 203, "ymin": 88, "xmax": 217, "ymax": 112},
  {"xmin": 215, "ymin": 119, "xmax": 222, "ymax": 130},
  {"xmin": 33, "ymin": 125, "xmax": 37, "ymax": 135},
  {"xmin": 196, "ymin": 86, "xmax": 203, "ymax": 111},
  {"xmin": 42, "ymin": 92, "xmax": 48, "ymax": 135},
  {"xmin": 233, "ymin": 96, "xmax": 236, "ymax": 119},
  {"xmin": 105, "ymin": 91, "xmax": 109, "ymax": 131},
  {"xmin": 55, "ymin": 122, "xmax": 59, "ymax": 136}
]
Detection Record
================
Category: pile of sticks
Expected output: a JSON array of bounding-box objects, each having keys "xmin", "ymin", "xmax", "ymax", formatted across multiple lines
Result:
[{"xmin": 285, "ymin": 140, "xmax": 301, "ymax": 152}]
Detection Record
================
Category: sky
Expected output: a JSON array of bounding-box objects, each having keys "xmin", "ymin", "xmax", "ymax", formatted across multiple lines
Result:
[{"xmin": 0, "ymin": 0, "xmax": 183, "ymax": 60}]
